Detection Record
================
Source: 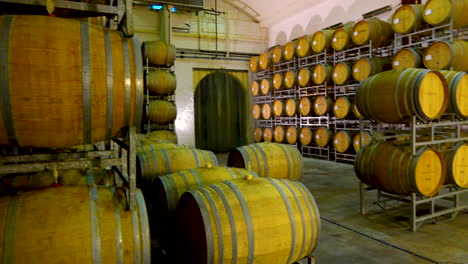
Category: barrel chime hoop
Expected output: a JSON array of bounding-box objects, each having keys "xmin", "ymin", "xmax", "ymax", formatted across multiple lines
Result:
[
  {"xmin": 188, "ymin": 168, "xmax": 203, "ymax": 188},
  {"xmin": 132, "ymin": 37, "xmax": 144, "ymax": 130},
  {"xmin": 136, "ymin": 190, "xmax": 151, "ymax": 264},
  {"xmin": 199, "ymin": 188, "xmax": 225, "ymax": 264},
  {"xmin": 89, "ymin": 186, "xmax": 103, "ymax": 264},
  {"xmin": 103, "ymin": 29, "xmax": 114, "ymax": 141},
  {"xmin": 176, "ymin": 170, "xmax": 192, "ymax": 191},
  {"xmin": 121, "ymin": 33, "xmax": 131, "ymax": 128},
  {"xmin": 293, "ymin": 180, "xmax": 319, "ymax": 254},
  {"xmin": 129, "ymin": 188, "xmax": 142, "ymax": 264},
  {"xmin": 110, "ymin": 187, "xmax": 124, "ymax": 264},
  {"xmin": 191, "ymin": 191, "xmax": 215, "ymax": 264},
  {"xmin": 282, "ymin": 180, "xmax": 307, "ymax": 259}
]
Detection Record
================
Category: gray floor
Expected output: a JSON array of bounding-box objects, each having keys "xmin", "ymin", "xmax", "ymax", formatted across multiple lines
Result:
[{"xmin": 218, "ymin": 154, "xmax": 468, "ymax": 264}]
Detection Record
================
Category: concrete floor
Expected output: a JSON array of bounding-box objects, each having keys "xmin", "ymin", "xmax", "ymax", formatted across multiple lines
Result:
[{"xmin": 217, "ymin": 154, "xmax": 468, "ymax": 264}]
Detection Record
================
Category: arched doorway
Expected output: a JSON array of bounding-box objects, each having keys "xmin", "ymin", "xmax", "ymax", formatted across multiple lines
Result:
[{"xmin": 194, "ymin": 72, "xmax": 248, "ymax": 152}]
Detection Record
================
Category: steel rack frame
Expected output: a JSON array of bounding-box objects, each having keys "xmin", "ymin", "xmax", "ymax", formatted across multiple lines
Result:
[
  {"xmin": 297, "ymin": 50, "xmax": 329, "ymax": 68},
  {"xmin": 272, "ymin": 58, "xmax": 297, "ymax": 74}
]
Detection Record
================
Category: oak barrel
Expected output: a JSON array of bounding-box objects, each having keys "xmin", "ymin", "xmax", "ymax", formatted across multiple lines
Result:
[
  {"xmin": 331, "ymin": 22, "xmax": 355, "ymax": 51},
  {"xmin": 258, "ymin": 52, "xmax": 272, "ymax": 70},
  {"xmin": 263, "ymin": 128, "xmax": 273, "ymax": 142},
  {"xmin": 272, "ymin": 100, "xmax": 285, "ymax": 117},
  {"xmin": 260, "ymin": 79, "xmax": 272, "ymax": 95},
  {"xmin": 314, "ymin": 127, "xmax": 332, "ymax": 147},
  {"xmin": 146, "ymin": 70, "xmax": 176, "ymax": 95},
  {"xmin": 254, "ymin": 127, "xmax": 263, "ymax": 143},
  {"xmin": 271, "ymin": 45, "xmax": 284, "ymax": 64},
  {"xmin": 298, "ymin": 67, "xmax": 312, "ymax": 87},
  {"xmin": 443, "ymin": 142, "xmax": 468, "ymax": 188},
  {"xmin": 297, "ymin": 35, "xmax": 312, "ymax": 57},
  {"xmin": 284, "ymin": 70, "xmax": 297, "ymax": 89},
  {"xmin": 332, "ymin": 62, "xmax": 352, "ymax": 85},
  {"xmin": 392, "ymin": 4, "xmax": 425, "ymax": 34},
  {"xmin": 333, "ymin": 131, "xmax": 352, "ymax": 153},
  {"xmin": 392, "ymin": 47, "xmax": 423, "ymax": 70},
  {"xmin": 313, "ymin": 96, "xmax": 333, "ymax": 116},
  {"xmin": 286, "ymin": 126, "xmax": 298, "ymax": 144},
  {"xmin": 273, "ymin": 73, "xmax": 284, "ymax": 90},
  {"xmin": 352, "ymin": 18, "xmax": 394, "ymax": 47},
  {"xmin": 312, "ymin": 63, "xmax": 333, "ymax": 85},
  {"xmin": 284, "ymin": 40, "xmax": 298, "ymax": 61},
  {"xmin": 249, "ymin": 56, "xmax": 258, "ymax": 72},
  {"xmin": 299, "ymin": 127, "xmax": 313, "ymax": 146},
  {"xmin": 423, "ymin": 0, "xmax": 468, "ymax": 28},
  {"xmin": 299, "ymin": 97, "xmax": 312, "ymax": 116},
  {"xmin": 352, "ymin": 57, "xmax": 392, "ymax": 82},
  {"xmin": 333, "ymin": 97, "xmax": 352, "ymax": 119},
  {"xmin": 250, "ymin": 80, "xmax": 259, "ymax": 96},
  {"xmin": 148, "ymin": 130, "xmax": 177, "ymax": 143},
  {"xmin": 143, "ymin": 40, "xmax": 175, "ymax": 66},
  {"xmin": 423, "ymin": 40, "xmax": 468, "ymax": 71},
  {"xmin": 147, "ymin": 100, "xmax": 177, "ymax": 124},
  {"xmin": 352, "ymin": 132, "xmax": 372, "ymax": 152},
  {"xmin": 311, "ymin": 30, "xmax": 334, "ymax": 53},
  {"xmin": 252, "ymin": 104, "xmax": 261, "ymax": 120},
  {"xmin": 274, "ymin": 126, "xmax": 285, "ymax": 143},
  {"xmin": 285, "ymin": 99, "xmax": 297, "ymax": 117},
  {"xmin": 439, "ymin": 70, "xmax": 468, "ymax": 118},
  {"xmin": 261, "ymin": 103, "xmax": 272, "ymax": 119}
]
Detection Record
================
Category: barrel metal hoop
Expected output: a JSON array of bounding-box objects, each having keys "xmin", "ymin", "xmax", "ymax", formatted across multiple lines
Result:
[
  {"xmin": 87, "ymin": 169, "xmax": 95, "ymax": 186},
  {"xmin": 161, "ymin": 149, "xmax": 172, "ymax": 174},
  {"xmin": 412, "ymin": 70, "xmax": 431, "ymax": 121},
  {"xmin": 409, "ymin": 147, "xmax": 427, "ymax": 195},
  {"xmin": 244, "ymin": 145, "xmax": 262, "ymax": 177},
  {"xmin": 188, "ymin": 168, "xmax": 203, "ymax": 189},
  {"xmin": 110, "ymin": 188, "xmax": 123, "ymax": 264},
  {"xmin": 209, "ymin": 151, "xmax": 219, "ymax": 166},
  {"xmin": 394, "ymin": 143, "xmax": 410, "ymax": 193},
  {"xmin": 3, "ymin": 195, "xmax": 20, "ymax": 264},
  {"xmin": 89, "ymin": 186, "xmax": 102, "ymax": 264},
  {"xmin": 209, "ymin": 185, "xmax": 238, "ymax": 264},
  {"xmin": 252, "ymin": 143, "xmax": 270, "ymax": 178},
  {"xmin": 199, "ymin": 149, "xmax": 209, "ymax": 165},
  {"xmin": 132, "ymin": 38, "xmax": 144, "ymax": 129},
  {"xmin": 199, "ymin": 188, "xmax": 224, "ymax": 264},
  {"xmin": 191, "ymin": 190, "xmax": 215, "ymax": 264},
  {"xmin": 121, "ymin": 34, "xmax": 131, "ymax": 127},
  {"xmin": 130, "ymin": 190, "xmax": 142, "ymax": 264},
  {"xmin": 189, "ymin": 148, "xmax": 202, "ymax": 167},
  {"xmin": 223, "ymin": 181, "xmax": 254, "ymax": 264},
  {"xmin": 136, "ymin": 190, "xmax": 151, "ymax": 264},
  {"xmin": 451, "ymin": 73, "xmax": 464, "ymax": 118},
  {"xmin": 177, "ymin": 170, "xmax": 192, "ymax": 191},
  {"xmin": 0, "ymin": 15, "xmax": 18, "ymax": 145},
  {"xmin": 277, "ymin": 144, "xmax": 292, "ymax": 179},
  {"xmin": 104, "ymin": 29, "xmax": 114, "ymax": 141},
  {"xmin": 387, "ymin": 145, "xmax": 402, "ymax": 194},
  {"xmin": 165, "ymin": 173, "xmax": 180, "ymax": 208},
  {"xmin": 81, "ymin": 22, "xmax": 93, "ymax": 144},
  {"xmin": 237, "ymin": 147, "xmax": 253, "ymax": 175},
  {"xmin": 148, "ymin": 145, "xmax": 159, "ymax": 177},
  {"xmin": 159, "ymin": 177, "xmax": 177, "ymax": 212},
  {"xmin": 225, "ymin": 167, "xmax": 240, "ymax": 179}
]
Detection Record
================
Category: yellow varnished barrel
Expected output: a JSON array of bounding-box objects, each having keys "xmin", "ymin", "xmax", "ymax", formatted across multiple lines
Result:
[
  {"xmin": 299, "ymin": 127, "xmax": 313, "ymax": 146},
  {"xmin": 332, "ymin": 62, "xmax": 352, "ymax": 85},
  {"xmin": 0, "ymin": 15, "xmax": 143, "ymax": 148},
  {"xmin": 297, "ymin": 35, "xmax": 312, "ymax": 57},
  {"xmin": 252, "ymin": 104, "xmax": 261, "ymax": 120},
  {"xmin": 298, "ymin": 67, "xmax": 312, "ymax": 87},
  {"xmin": 392, "ymin": 4, "xmax": 425, "ymax": 34},
  {"xmin": 136, "ymin": 137, "xmax": 190, "ymax": 151},
  {"xmin": 274, "ymin": 125, "xmax": 285, "ymax": 143},
  {"xmin": 250, "ymin": 80, "xmax": 259, "ymax": 96},
  {"xmin": 0, "ymin": 186, "xmax": 150, "ymax": 263},
  {"xmin": 284, "ymin": 40, "xmax": 298, "ymax": 61},
  {"xmin": 260, "ymin": 79, "xmax": 272, "ymax": 95},
  {"xmin": 352, "ymin": 132, "xmax": 372, "ymax": 152},
  {"xmin": 313, "ymin": 96, "xmax": 333, "ymax": 116},
  {"xmin": 143, "ymin": 40, "xmax": 176, "ymax": 66},
  {"xmin": 286, "ymin": 126, "xmax": 298, "ymax": 144},
  {"xmin": 137, "ymin": 147, "xmax": 219, "ymax": 180},
  {"xmin": 439, "ymin": 70, "xmax": 468, "ymax": 118},
  {"xmin": 263, "ymin": 127, "xmax": 273, "ymax": 142},
  {"xmin": 148, "ymin": 130, "xmax": 177, "ymax": 143},
  {"xmin": 392, "ymin": 48, "xmax": 423, "ymax": 70},
  {"xmin": 423, "ymin": 0, "xmax": 468, "ymax": 28},
  {"xmin": 249, "ymin": 56, "xmax": 258, "ymax": 72},
  {"xmin": 176, "ymin": 177, "xmax": 320, "ymax": 264},
  {"xmin": 299, "ymin": 97, "xmax": 312, "ymax": 116},
  {"xmin": 442, "ymin": 142, "xmax": 468, "ymax": 188},
  {"xmin": 312, "ymin": 64, "xmax": 333, "ymax": 85},
  {"xmin": 311, "ymin": 30, "xmax": 334, "ymax": 53},
  {"xmin": 258, "ymin": 52, "xmax": 272, "ymax": 70},
  {"xmin": 423, "ymin": 40, "xmax": 468, "ymax": 71},
  {"xmin": 352, "ymin": 102, "xmax": 363, "ymax": 118},
  {"xmin": 356, "ymin": 69, "xmax": 448, "ymax": 123},
  {"xmin": 284, "ymin": 70, "xmax": 297, "ymax": 89},
  {"xmin": 272, "ymin": 100, "xmax": 285, "ymax": 117},
  {"xmin": 331, "ymin": 22, "xmax": 355, "ymax": 51},
  {"xmin": 271, "ymin": 45, "xmax": 284, "ymax": 64},
  {"xmin": 273, "ymin": 73, "xmax": 284, "ymax": 90},
  {"xmin": 285, "ymin": 99, "xmax": 297, "ymax": 117},
  {"xmin": 254, "ymin": 127, "xmax": 263, "ymax": 142},
  {"xmin": 352, "ymin": 57, "xmax": 392, "ymax": 82},
  {"xmin": 352, "ymin": 18, "xmax": 394, "ymax": 47},
  {"xmin": 314, "ymin": 127, "xmax": 332, "ymax": 147},
  {"xmin": 261, "ymin": 103, "xmax": 272, "ymax": 119},
  {"xmin": 146, "ymin": 70, "xmax": 176, "ymax": 95},
  {"xmin": 355, "ymin": 141, "xmax": 444, "ymax": 197},
  {"xmin": 228, "ymin": 142, "xmax": 304, "ymax": 179},
  {"xmin": 333, "ymin": 131, "xmax": 352, "ymax": 153},
  {"xmin": 333, "ymin": 97, "xmax": 352, "ymax": 119},
  {"xmin": 148, "ymin": 100, "xmax": 177, "ymax": 124}
]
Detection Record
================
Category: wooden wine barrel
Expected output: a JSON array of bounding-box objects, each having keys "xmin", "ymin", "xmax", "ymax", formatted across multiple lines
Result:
[
  {"xmin": 0, "ymin": 186, "xmax": 150, "ymax": 263},
  {"xmin": 423, "ymin": 0, "xmax": 468, "ymax": 28},
  {"xmin": 352, "ymin": 102, "xmax": 363, "ymax": 118},
  {"xmin": 136, "ymin": 138, "xmax": 190, "ymax": 151},
  {"xmin": 333, "ymin": 97, "xmax": 352, "ymax": 119},
  {"xmin": 272, "ymin": 100, "xmax": 285, "ymax": 117},
  {"xmin": 353, "ymin": 132, "xmax": 372, "ymax": 151},
  {"xmin": 148, "ymin": 130, "xmax": 177, "ymax": 143},
  {"xmin": 352, "ymin": 57, "xmax": 392, "ymax": 82},
  {"xmin": 260, "ymin": 78, "xmax": 272, "ymax": 95},
  {"xmin": 148, "ymin": 100, "xmax": 177, "ymax": 124},
  {"xmin": 355, "ymin": 141, "xmax": 444, "ymax": 197},
  {"xmin": 137, "ymin": 147, "xmax": 218, "ymax": 181},
  {"xmin": 271, "ymin": 45, "xmax": 284, "ymax": 64},
  {"xmin": 284, "ymin": 40, "xmax": 298, "ymax": 61},
  {"xmin": 333, "ymin": 131, "xmax": 352, "ymax": 153},
  {"xmin": 263, "ymin": 127, "xmax": 273, "ymax": 142},
  {"xmin": 261, "ymin": 103, "xmax": 272, "ymax": 119},
  {"xmin": 312, "ymin": 63, "xmax": 333, "ymax": 85},
  {"xmin": 258, "ymin": 52, "xmax": 272, "ymax": 70},
  {"xmin": 392, "ymin": 4, "xmax": 425, "ymax": 34},
  {"xmin": 250, "ymin": 80, "xmax": 259, "ymax": 96},
  {"xmin": 311, "ymin": 30, "xmax": 334, "ymax": 53},
  {"xmin": 286, "ymin": 126, "xmax": 298, "ymax": 144},
  {"xmin": 297, "ymin": 35, "xmax": 312, "ymax": 57},
  {"xmin": 228, "ymin": 142, "xmax": 304, "ymax": 179},
  {"xmin": 284, "ymin": 70, "xmax": 297, "ymax": 89},
  {"xmin": 151, "ymin": 167, "xmax": 255, "ymax": 250},
  {"xmin": 0, "ymin": 15, "xmax": 143, "ymax": 148},
  {"xmin": 392, "ymin": 47, "xmax": 423, "ymax": 70},
  {"xmin": 299, "ymin": 127, "xmax": 313, "ymax": 146},
  {"xmin": 273, "ymin": 73, "xmax": 284, "ymax": 90},
  {"xmin": 176, "ymin": 177, "xmax": 320, "ymax": 264},
  {"xmin": 443, "ymin": 142, "xmax": 468, "ymax": 188},
  {"xmin": 331, "ymin": 22, "xmax": 355, "ymax": 51},
  {"xmin": 146, "ymin": 70, "xmax": 176, "ymax": 95},
  {"xmin": 423, "ymin": 40, "xmax": 468, "ymax": 71},
  {"xmin": 299, "ymin": 97, "xmax": 312, "ymax": 116},
  {"xmin": 313, "ymin": 96, "xmax": 333, "ymax": 116},
  {"xmin": 249, "ymin": 56, "xmax": 258, "ymax": 72},
  {"xmin": 356, "ymin": 69, "xmax": 448, "ymax": 123},
  {"xmin": 298, "ymin": 67, "xmax": 312, "ymax": 87},
  {"xmin": 439, "ymin": 70, "xmax": 468, "ymax": 118},
  {"xmin": 143, "ymin": 40, "xmax": 176, "ymax": 66},
  {"xmin": 332, "ymin": 62, "xmax": 352, "ymax": 85},
  {"xmin": 285, "ymin": 99, "xmax": 297, "ymax": 117},
  {"xmin": 252, "ymin": 104, "xmax": 261, "ymax": 119},
  {"xmin": 254, "ymin": 127, "xmax": 263, "ymax": 142},
  {"xmin": 274, "ymin": 126, "xmax": 285, "ymax": 143},
  {"xmin": 314, "ymin": 127, "xmax": 332, "ymax": 147},
  {"xmin": 352, "ymin": 18, "xmax": 394, "ymax": 47}
]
